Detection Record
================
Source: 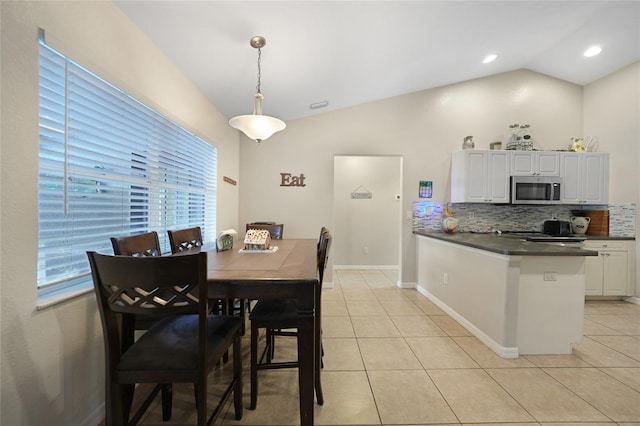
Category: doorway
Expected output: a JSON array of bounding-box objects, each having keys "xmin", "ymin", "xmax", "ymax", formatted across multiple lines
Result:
[{"xmin": 332, "ymin": 155, "xmax": 402, "ymax": 273}]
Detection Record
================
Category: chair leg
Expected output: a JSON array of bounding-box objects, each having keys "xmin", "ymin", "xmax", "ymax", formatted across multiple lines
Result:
[
  {"xmin": 266, "ymin": 329, "xmax": 275, "ymax": 362},
  {"xmin": 161, "ymin": 384, "xmax": 173, "ymax": 421},
  {"xmin": 250, "ymin": 323, "xmax": 259, "ymax": 410},
  {"xmin": 195, "ymin": 380, "xmax": 207, "ymax": 426},
  {"xmin": 233, "ymin": 334, "xmax": 243, "ymax": 420},
  {"xmin": 106, "ymin": 382, "xmax": 129, "ymax": 425}
]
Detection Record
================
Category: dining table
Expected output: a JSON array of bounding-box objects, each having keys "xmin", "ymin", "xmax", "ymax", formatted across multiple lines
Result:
[{"xmin": 204, "ymin": 238, "xmax": 319, "ymax": 426}]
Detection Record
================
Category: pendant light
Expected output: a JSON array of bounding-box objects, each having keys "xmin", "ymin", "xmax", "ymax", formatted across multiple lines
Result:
[{"xmin": 229, "ymin": 36, "xmax": 286, "ymax": 143}]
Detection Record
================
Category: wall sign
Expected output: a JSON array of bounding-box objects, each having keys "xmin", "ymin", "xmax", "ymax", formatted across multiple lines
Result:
[
  {"xmin": 280, "ymin": 173, "xmax": 306, "ymax": 187},
  {"xmin": 419, "ymin": 181, "xmax": 433, "ymax": 198}
]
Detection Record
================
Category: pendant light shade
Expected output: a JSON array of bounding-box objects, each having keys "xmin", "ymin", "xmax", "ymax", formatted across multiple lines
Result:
[{"xmin": 229, "ymin": 36, "xmax": 286, "ymax": 143}]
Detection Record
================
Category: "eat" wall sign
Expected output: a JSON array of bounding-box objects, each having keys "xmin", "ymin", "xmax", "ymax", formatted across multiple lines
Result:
[{"xmin": 280, "ymin": 173, "xmax": 306, "ymax": 187}]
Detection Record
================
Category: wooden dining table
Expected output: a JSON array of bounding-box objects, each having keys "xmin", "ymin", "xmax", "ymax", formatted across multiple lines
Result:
[{"xmin": 204, "ymin": 238, "xmax": 319, "ymax": 426}]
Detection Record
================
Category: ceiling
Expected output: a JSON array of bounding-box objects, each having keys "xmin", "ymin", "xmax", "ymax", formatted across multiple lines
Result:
[{"xmin": 114, "ymin": 1, "xmax": 640, "ymax": 122}]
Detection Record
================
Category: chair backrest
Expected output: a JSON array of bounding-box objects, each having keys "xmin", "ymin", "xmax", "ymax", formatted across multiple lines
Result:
[
  {"xmin": 110, "ymin": 231, "xmax": 162, "ymax": 257},
  {"xmin": 168, "ymin": 226, "xmax": 203, "ymax": 254},
  {"xmin": 318, "ymin": 229, "xmax": 332, "ymax": 285},
  {"xmin": 87, "ymin": 251, "xmax": 207, "ymax": 352},
  {"xmin": 246, "ymin": 223, "xmax": 284, "ymax": 240}
]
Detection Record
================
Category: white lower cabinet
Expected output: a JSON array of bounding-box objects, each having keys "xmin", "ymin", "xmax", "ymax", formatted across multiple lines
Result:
[{"xmin": 584, "ymin": 240, "xmax": 634, "ymax": 296}]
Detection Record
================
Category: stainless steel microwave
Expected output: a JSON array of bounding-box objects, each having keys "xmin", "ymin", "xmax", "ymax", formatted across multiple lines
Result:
[{"xmin": 511, "ymin": 176, "xmax": 562, "ymax": 204}]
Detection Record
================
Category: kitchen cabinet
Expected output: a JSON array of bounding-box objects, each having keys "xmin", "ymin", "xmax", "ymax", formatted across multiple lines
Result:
[
  {"xmin": 584, "ymin": 240, "xmax": 634, "ymax": 296},
  {"xmin": 451, "ymin": 150, "xmax": 510, "ymax": 203},
  {"xmin": 560, "ymin": 152, "xmax": 609, "ymax": 204},
  {"xmin": 510, "ymin": 151, "xmax": 560, "ymax": 176}
]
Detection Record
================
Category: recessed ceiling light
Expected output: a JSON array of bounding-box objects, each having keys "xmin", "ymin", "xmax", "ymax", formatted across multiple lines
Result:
[
  {"xmin": 483, "ymin": 54, "xmax": 497, "ymax": 64},
  {"xmin": 584, "ymin": 46, "xmax": 602, "ymax": 57}
]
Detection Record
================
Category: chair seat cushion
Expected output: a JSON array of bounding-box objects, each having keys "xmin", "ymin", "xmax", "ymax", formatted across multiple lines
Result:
[
  {"xmin": 249, "ymin": 299, "xmax": 298, "ymax": 324},
  {"xmin": 118, "ymin": 314, "xmax": 241, "ymax": 372}
]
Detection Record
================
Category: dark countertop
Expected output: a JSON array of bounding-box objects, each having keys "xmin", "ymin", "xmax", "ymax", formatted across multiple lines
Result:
[
  {"xmin": 413, "ymin": 231, "xmax": 600, "ymax": 256},
  {"xmin": 581, "ymin": 235, "xmax": 635, "ymax": 241}
]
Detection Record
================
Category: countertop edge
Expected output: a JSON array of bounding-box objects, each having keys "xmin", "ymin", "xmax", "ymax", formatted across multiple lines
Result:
[{"xmin": 413, "ymin": 231, "xmax": 600, "ymax": 256}]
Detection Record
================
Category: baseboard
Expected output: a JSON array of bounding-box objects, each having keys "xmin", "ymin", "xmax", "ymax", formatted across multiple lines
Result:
[
  {"xmin": 79, "ymin": 403, "xmax": 104, "ymax": 426},
  {"xmin": 333, "ymin": 265, "xmax": 399, "ymax": 270},
  {"xmin": 397, "ymin": 281, "xmax": 416, "ymax": 289},
  {"xmin": 416, "ymin": 285, "xmax": 519, "ymax": 359},
  {"xmin": 624, "ymin": 296, "xmax": 640, "ymax": 305}
]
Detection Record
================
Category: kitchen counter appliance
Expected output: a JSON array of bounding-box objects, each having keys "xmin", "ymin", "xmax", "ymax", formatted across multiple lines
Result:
[
  {"xmin": 543, "ymin": 219, "xmax": 572, "ymax": 236},
  {"xmin": 511, "ymin": 176, "xmax": 562, "ymax": 205}
]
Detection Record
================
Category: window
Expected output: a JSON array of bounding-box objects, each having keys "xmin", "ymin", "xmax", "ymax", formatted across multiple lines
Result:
[{"xmin": 38, "ymin": 40, "xmax": 217, "ymax": 306}]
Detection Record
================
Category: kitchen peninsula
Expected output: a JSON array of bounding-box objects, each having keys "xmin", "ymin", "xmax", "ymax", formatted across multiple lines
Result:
[{"xmin": 414, "ymin": 231, "xmax": 598, "ymax": 358}]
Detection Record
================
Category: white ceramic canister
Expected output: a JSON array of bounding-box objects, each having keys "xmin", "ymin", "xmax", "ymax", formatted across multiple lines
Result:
[{"xmin": 570, "ymin": 216, "xmax": 590, "ymax": 234}]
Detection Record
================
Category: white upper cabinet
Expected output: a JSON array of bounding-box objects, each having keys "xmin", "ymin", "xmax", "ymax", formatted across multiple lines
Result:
[
  {"xmin": 560, "ymin": 152, "xmax": 610, "ymax": 204},
  {"xmin": 510, "ymin": 151, "xmax": 560, "ymax": 176},
  {"xmin": 451, "ymin": 150, "xmax": 510, "ymax": 203}
]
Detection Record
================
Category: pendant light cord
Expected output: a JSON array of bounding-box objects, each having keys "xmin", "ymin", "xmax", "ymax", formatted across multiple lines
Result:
[{"xmin": 256, "ymin": 48, "xmax": 262, "ymax": 94}]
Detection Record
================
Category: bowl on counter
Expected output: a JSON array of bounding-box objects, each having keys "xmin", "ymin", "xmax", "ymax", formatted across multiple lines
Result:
[{"xmin": 442, "ymin": 217, "xmax": 460, "ymax": 233}]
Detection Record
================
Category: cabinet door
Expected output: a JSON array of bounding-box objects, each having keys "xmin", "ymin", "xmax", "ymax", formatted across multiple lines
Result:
[
  {"xmin": 510, "ymin": 152, "xmax": 535, "ymax": 175},
  {"xmin": 487, "ymin": 151, "xmax": 510, "ymax": 202},
  {"xmin": 465, "ymin": 151, "xmax": 489, "ymax": 202},
  {"xmin": 536, "ymin": 152, "xmax": 560, "ymax": 175},
  {"xmin": 585, "ymin": 253, "xmax": 604, "ymax": 296},
  {"xmin": 582, "ymin": 153, "xmax": 609, "ymax": 204},
  {"xmin": 560, "ymin": 153, "xmax": 581, "ymax": 203},
  {"xmin": 603, "ymin": 251, "xmax": 628, "ymax": 295}
]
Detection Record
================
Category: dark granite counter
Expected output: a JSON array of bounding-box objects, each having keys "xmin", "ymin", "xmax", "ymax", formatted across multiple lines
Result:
[
  {"xmin": 582, "ymin": 235, "xmax": 635, "ymax": 241},
  {"xmin": 413, "ymin": 231, "xmax": 599, "ymax": 256}
]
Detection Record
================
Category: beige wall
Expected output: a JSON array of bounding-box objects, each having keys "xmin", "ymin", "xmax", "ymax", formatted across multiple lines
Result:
[
  {"xmin": 0, "ymin": 2, "xmax": 239, "ymax": 424},
  {"xmin": 240, "ymin": 69, "xmax": 586, "ymax": 284}
]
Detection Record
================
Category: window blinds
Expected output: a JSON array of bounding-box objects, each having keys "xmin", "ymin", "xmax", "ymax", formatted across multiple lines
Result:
[{"xmin": 38, "ymin": 41, "xmax": 217, "ymax": 294}]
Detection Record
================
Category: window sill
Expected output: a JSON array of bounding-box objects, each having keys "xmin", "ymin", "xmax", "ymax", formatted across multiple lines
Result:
[{"xmin": 37, "ymin": 280, "xmax": 93, "ymax": 310}]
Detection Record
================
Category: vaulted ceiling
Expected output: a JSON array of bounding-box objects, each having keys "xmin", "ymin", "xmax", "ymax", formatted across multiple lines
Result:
[{"xmin": 115, "ymin": 1, "xmax": 640, "ymax": 122}]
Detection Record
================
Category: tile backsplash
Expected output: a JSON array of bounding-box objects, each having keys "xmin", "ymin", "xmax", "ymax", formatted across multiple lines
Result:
[{"xmin": 413, "ymin": 202, "xmax": 636, "ymax": 237}]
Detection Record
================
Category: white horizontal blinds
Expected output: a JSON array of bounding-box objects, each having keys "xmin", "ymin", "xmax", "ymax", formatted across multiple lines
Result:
[{"xmin": 37, "ymin": 41, "xmax": 217, "ymax": 290}]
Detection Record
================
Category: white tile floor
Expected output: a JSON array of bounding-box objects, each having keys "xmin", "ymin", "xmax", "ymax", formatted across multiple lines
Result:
[{"xmin": 129, "ymin": 269, "xmax": 640, "ymax": 425}]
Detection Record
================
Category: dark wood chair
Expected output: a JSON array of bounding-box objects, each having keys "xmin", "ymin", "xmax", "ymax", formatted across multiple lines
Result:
[
  {"xmin": 245, "ymin": 223, "xmax": 284, "ymax": 240},
  {"xmin": 87, "ymin": 251, "xmax": 243, "ymax": 426},
  {"xmin": 167, "ymin": 226, "xmax": 203, "ymax": 254},
  {"xmin": 110, "ymin": 231, "xmax": 162, "ymax": 257},
  {"xmin": 110, "ymin": 230, "xmax": 178, "ymax": 419},
  {"xmin": 168, "ymin": 226, "xmax": 244, "ymax": 337},
  {"xmin": 110, "ymin": 232, "xmax": 165, "ymax": 332},
  {"xmin": 248, "ymin": 228, "xmax": 332, "ymax": 409}
]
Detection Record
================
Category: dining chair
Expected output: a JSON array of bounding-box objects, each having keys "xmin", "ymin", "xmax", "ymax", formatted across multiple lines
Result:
[
  {"xmin": 248, "ymin": 228, "xmax": 332, "ymax": 409},
  {"xmin": 110, "ymin": 231, "xmax": 165, "ymax": 334},
  {"xmin": 110, "ymin": 230, "xmax": 176, "ymax": 419},
  {"xmin": 167, "ymin": 226, "xmax": 203, "ymax": 254},
  {"xmin": 110, "ymin": 231, "xmax": 162, "ymax": 257},
  {"xmin": 87, "ymin": 251, "xmax": 243, "ymax": 426},
  {"xmin": 245, "ymin": 223, "xmax": 284, "ymax": 240},
  {"xmin": 168, "ymin": 226, "xmax": 245, "ymax": 337}
]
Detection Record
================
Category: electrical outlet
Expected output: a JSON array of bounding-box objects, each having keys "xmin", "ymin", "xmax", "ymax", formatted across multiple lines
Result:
[
  {"xmin": 363, "ymin": 246, "xmax": 369, "ymax": 255},
  {"xmin": 443, "ymin": 272, "xmax": 449, "ymax": 285},
  {"xmin": 543, "ymin": 272, "xmax": 557, "ymax": 281},
  {"xmin": 469, "ymin": 211, "xmax": 475, "ymax": 219}
]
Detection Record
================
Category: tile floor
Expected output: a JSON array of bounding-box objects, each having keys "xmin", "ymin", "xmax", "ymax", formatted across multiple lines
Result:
[{"xmin": 131, "ymin": 269, "xmax": 640, "ymax": 425}]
